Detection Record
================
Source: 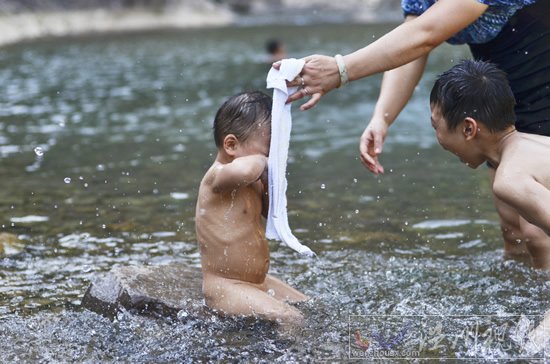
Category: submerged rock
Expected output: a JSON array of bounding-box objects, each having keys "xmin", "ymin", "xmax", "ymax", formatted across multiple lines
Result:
[
  {"xmin": 81, "ymin": 264, "xmax": 203, "ymax": 320},
  {"xmin": 0, "ymin": 233, "xmax": 25, "ymax": 256}
]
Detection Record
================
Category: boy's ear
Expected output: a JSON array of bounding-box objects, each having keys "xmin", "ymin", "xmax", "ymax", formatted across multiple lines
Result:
[
  {"xmin": 462, "ymin": 117, "xmax": 478, "ymax": 141},
  {"xmin": 223, "ymin": 134, "xmax": 239, "ymax": 156}
]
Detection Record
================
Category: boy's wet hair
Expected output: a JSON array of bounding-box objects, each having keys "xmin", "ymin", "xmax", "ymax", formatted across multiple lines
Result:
[
  {"xmin": 430, "ymin": 60, "xmax": 516, "ymax": 132},
  {"xmin": 213, "ymin": 91, "xmax": 272, "ymax": 148}
]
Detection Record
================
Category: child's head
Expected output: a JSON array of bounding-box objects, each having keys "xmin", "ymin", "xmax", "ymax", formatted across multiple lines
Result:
[
  {"xmin": 430, "ymin": 60, "xmax": 516, "ymax": 132},
  {"xmin": 429, "ymin": 60, "xmax": 516, "ymax": 168},
  {"xmin": 213, "ymin": 91, "xmax": 272, "ymax": 157}
]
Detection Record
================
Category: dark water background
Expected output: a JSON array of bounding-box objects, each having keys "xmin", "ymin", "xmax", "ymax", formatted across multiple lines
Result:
[{"xmin": 0, "ymin": 24, "xmax": 549, "ymax": 361}]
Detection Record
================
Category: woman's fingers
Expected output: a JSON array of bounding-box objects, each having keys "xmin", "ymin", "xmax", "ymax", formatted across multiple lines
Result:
[
  {"xmin": 360, "ymin": 151, "xmax": 384, "ymax": 174},
  {"xmin": 359, "ymin": 154, "xmax": 378, "ymax": 174},
  {"xmin": 286, "ymin": 87, "xmax": 322, "ymax": 109},
  {"xmin": 286, "ymin": 89, "xmax": 305, "ymax": 103},
  {"xmin": 359, "ymin": 128, "xmax": 386, "ymax": 174},
  {"xmin": 288, "ymin": 75, "xmax": 305, "ymax": 88},
  {"xmin": 300, "ymin": 93, "xmax": 321, "ymax": 110},
  {"xmin": 360, "ymin": 151, "xmax": 385, "ymax": 174}
]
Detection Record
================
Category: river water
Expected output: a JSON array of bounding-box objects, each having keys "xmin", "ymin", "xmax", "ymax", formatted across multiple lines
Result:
[{"xmin": 0, "ymin": 24, "xmax": 549, "ymax": 361}]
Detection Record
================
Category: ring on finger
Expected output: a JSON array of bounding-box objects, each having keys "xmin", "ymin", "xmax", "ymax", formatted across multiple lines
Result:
[{"xmin": 303, "ymin": 87, "xmax": 310, "ymax": 95}]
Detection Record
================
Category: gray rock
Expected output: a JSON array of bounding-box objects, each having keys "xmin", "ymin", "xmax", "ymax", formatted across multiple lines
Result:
[
  {"xmin": 0, "ymin": 233, "xmax": 25, "ymax": 256},
  {"xmin": 81, "ymin": 264, "xmax": 203, "ymax": 320}
]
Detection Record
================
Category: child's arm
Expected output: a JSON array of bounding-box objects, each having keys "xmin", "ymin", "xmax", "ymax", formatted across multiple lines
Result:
[
  {"xmin": 494, "ymin": 177, "xmax": 550, "ymax": 235},
  {"xmin": 211, "ymin": 155, "xmax": 268, "ymax": 193}
]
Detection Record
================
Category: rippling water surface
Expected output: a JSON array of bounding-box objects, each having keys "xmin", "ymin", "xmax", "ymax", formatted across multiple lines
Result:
[{"xmin": 1, "ymin": 24, "xmax": 549, "ymax": 361}]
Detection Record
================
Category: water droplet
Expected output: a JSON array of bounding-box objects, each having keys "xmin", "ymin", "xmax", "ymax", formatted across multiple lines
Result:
[
  {"xmin": 34, "ymin": 147, "xmax": 44, "ymax": 156},
  {"xmin": 64, "ymin": 177, "xmax": 71, "ymax": 184},
  {"xmin": 320, "ymin": 184, "xmax": 326, "ymax": 189},
  {"xmin": 267, "ymin": 289, "xmax": 275, "ymax": 297}
]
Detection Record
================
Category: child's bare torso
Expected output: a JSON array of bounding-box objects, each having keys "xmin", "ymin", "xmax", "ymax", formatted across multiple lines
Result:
[{"xmin": 195, "ymin": 164, "xmax": 269, "ymax": 284}]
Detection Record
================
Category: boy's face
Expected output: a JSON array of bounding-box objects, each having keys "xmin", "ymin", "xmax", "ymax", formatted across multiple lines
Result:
[
  {"xmin": 235, "ymin": 124, "xmax": 271, "ymax": 158},
  {"xmin": 430, "ymin": 105, "xmax": 485, "ymax": 169}
]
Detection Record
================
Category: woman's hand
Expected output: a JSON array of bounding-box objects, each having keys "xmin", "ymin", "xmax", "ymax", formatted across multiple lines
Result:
[
  {"xmin": 359, "ymin": 117, "xmax": 389, "ymax": 175},
  {"xmin": 273, "ymin": 54, "xmax": 341, "ymax": 111}
]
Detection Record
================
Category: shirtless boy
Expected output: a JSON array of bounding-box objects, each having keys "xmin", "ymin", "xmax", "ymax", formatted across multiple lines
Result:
[
  {"xmin": 430, "ymin": 60, "xmax": 550, "ymax": 269},
  {"xmin": 195, "ymin": 91, "xmax": 308, "ymax": 324}
]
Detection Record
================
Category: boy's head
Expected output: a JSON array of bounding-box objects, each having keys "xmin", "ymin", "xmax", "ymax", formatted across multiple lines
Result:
[
  {"xmin": 213, "ymin": 91, "xmax": 272, "ymax": 157},
  {"xmin": 429, "ymin": 60, "xmax": 516, "ymax": 168}
]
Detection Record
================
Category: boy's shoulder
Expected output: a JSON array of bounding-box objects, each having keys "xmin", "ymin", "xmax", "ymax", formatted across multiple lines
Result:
[{"xmin": 501, "ymin": 133, "xmax": 550, "ymax": 166}]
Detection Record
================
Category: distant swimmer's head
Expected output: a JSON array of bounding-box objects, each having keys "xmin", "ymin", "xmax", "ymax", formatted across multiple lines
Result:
[
  {"xmin": 265, "ymin": 38, "xmax": 286, "ymax": 63},
  {"xmin": 213, "ymin": 91, "xmax": 272, "ymax": 157}
]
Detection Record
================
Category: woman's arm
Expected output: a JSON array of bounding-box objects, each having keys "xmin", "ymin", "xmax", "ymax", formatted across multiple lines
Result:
[
  {"xmin": 345, "ymin": 0, "xmax": 487, "ymax": 81},
  {"xmin": 211, "ymin": 155, "xmax": 268, "ymax": 193},
  {"xmin": 359, "ymin": 16, "xmax": 428, "ymax": 174},
  {"xmin": 289, "ymin": 0, "xmax": 488, "ymax": 110}
]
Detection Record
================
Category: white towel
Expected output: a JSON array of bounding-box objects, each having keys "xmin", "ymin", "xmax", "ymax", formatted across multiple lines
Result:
[{"xmin": 266, "ymin": 58, "xmax": 315, "ymax": 257}]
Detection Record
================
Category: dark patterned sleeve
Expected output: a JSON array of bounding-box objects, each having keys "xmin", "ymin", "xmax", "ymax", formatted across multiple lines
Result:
[
  {"xmin": 401, "ymin": 0, "xmax": 428, "ymax": 17},
  {"xmin": 476, "ymin": 0, "xmax": 535, "ymax": 6}
]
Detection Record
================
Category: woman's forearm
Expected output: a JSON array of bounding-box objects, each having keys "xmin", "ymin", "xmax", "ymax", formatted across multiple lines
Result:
[
  {"xmin": 372, "ymin": 54, "xmax": 428, "ymax": 127},
  {"xmin": 344, "ymin": 0, "xmax": 487, "ymax": 82}
]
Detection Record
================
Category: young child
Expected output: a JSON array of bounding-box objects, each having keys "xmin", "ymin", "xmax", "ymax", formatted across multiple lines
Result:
[
  {"xmin": 430, "ymin": 60, "xmax": 550, "ymax": 269},
  {"xmin": 195, "ymin": 91, "xmax": 308, "ymax": 324}
]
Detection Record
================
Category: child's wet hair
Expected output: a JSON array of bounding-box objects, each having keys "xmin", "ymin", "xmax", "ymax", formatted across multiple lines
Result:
[
  {"xmin": 213, "ymin": 91, "xmax": 272, "ymax": 148},
  {"xmin": 430, "ymin": 60, "xmax": 516, "ymax": 132}
]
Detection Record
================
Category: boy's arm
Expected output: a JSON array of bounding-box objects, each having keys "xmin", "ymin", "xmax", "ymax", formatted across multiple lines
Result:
[
  {"xmin": 211, "ymin": 155, "xmax": 268, "ymax": 193},
  {"xmin": 494, "ymin": 177, "xmax": 550, "ymax": 235}
]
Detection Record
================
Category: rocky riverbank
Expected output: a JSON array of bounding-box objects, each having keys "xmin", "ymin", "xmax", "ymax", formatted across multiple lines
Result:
[
  {"xmin": 0, "ymin": 0, "xmax": 401, "ymax": 47},
  {"xmin": 0, "ymin": 2, "xmax": 233, "ymax": 47}
]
